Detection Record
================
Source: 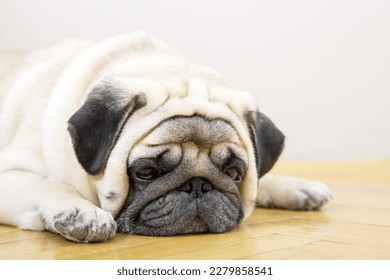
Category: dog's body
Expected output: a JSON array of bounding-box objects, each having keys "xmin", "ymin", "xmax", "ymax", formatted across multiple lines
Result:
[{"xmin": 0, "ymin": 33, "xmax": 332, "ymax": 242}]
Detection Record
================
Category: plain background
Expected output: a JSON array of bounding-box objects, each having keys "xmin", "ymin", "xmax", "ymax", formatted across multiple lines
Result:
[{"xmin": 1, "ymin": 0, "xmax": 389, "ymax": 160}]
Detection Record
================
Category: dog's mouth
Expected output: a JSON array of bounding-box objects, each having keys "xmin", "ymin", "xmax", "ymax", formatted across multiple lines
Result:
[{"xmin": 116, "ymin": 179, "xmax": 243, "ymax": 236}]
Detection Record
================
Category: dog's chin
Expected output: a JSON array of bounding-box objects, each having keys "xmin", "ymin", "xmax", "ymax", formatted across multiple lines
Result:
[{"xmin": 116, "ymin": 190, "xmax": 243, "ymax": 236}]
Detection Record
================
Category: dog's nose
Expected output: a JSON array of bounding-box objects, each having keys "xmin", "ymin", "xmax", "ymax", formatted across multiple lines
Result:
[{"xmin": 178, "ymin": 177, "xmax": 213, "ymax": 198}]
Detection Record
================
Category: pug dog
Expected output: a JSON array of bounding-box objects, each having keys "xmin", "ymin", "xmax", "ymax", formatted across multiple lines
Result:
[{"xmin": 0, "ymin": 33, "xmax": 332, "ymax": 242}]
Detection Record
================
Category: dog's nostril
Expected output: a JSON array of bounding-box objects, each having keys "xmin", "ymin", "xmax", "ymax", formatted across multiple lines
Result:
[
  {"xmin": 201, "ymin": 182, "xmax": 212, "ymax": 192},
  {"xmin": 178, "ymin": 184, "xmax": 191, "ymax": 193},
  {"xmin": 178, "ymin": 177, "xmax": 213, "ymax": 198}
]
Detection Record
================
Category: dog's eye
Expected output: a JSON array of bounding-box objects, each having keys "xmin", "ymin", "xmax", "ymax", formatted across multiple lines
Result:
[
  {"xmin": 225, "ymin": 167, "xmax": 242, "ymax": 182},
  {"xmin": 136, "ymin": 167, "xmax": 159, "ymax": 181}
]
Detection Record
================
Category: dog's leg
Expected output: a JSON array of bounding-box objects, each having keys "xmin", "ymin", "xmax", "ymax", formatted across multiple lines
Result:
[
  {"xmin": 256, "ymin": 174, "xmax": 333, "ymax": 210},
  {"xmin": 0, "ymin": 170, "xmax": 116, "ymax": 242}
]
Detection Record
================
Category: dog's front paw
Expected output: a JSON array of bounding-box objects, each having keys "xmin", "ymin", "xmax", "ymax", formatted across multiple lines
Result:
[
  {"xmin": 52, "ymin": 207, "xmax": 116, "ymax": 243},
  {"xmin": 257, "ymin": 175, "xmax": 333, "ymax": 210},
  {"xmin": 282, "ymin": 180, "xmax": 333, "ymax": 210}
]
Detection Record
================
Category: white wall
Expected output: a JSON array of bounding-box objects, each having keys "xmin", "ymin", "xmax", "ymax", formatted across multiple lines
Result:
[{"xmin": 1, "ymin": 0, "xmax": 389, "ymax": 159}]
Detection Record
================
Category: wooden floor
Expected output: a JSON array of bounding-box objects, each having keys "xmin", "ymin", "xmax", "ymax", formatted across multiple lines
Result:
[{"xmin": 0, "ymin": 160, "xmax": 389, "ymax": 260}]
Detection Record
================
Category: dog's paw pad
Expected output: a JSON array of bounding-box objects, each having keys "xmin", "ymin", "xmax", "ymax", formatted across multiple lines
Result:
[{"xmin": 53, "ymin": 208, "xmax": 116, "ymax": 243}]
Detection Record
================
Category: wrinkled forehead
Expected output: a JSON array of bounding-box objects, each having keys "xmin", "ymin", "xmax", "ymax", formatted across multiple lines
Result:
[
  {"xmin": 129, "ymin": 115, "xmax": 247, "ymax": 164},
  {"xmin": 142, "ymin": 115, "xmax": 239, "ymax": 146}
]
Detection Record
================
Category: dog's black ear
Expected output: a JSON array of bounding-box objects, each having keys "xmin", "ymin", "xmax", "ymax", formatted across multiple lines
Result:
[
  {"xmin": 68, "ymin": 82, "xmax": 146, "ymax": 175},
  {"xmin": 246, "ymin": 110, "xmax": 285, "ymax": 178}
]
